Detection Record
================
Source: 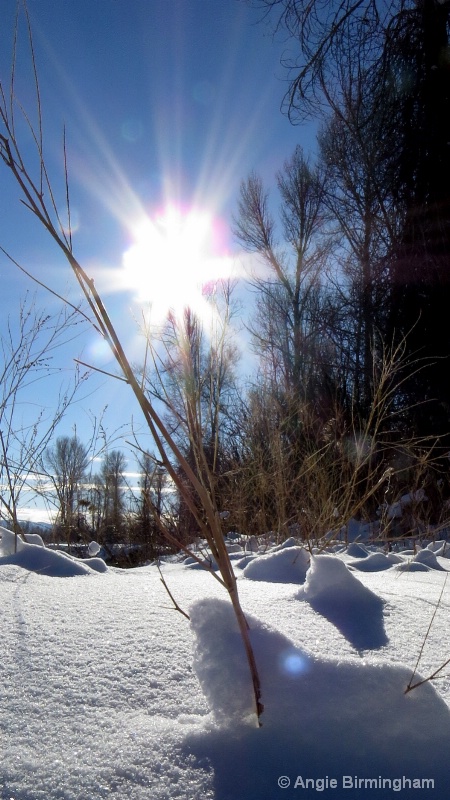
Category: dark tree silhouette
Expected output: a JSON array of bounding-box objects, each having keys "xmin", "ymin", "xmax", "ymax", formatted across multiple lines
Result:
[
  {"xmin": 383, "ymin": 0, "xmax": 450, "ymax": 437},
  {"xmin": 256, "ymin": 0, "xmax": 450, "ymax": 438}
]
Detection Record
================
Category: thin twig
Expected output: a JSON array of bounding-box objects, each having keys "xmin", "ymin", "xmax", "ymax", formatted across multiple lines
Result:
[
  {"xmin": 0, "ymin": 245, "xmax": 99, "ymax": 332},
  {"xmin": 74, "ymin": 359, "xmax": 129, "ymax": 383},
  {"xmin": 156, "ymin": 562, "xmax": 190, "ymax": 620},
  {"xmin": 0, "ymin": 428, "xmax": 24, "ymax": 545},
  {"xmin": 405, "ymin": 573, "xmax": 449, "ymax": 694}
]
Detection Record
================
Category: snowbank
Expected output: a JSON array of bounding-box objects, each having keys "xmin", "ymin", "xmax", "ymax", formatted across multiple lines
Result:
[{"xmin": 0, "ymin": 526, "xmax": 106, "ymax": 577}]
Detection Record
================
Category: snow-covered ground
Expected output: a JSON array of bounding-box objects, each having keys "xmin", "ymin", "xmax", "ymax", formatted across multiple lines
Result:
[{"xmin": 1, "ymin": 526, "xmax": 450, "ymax": 799}]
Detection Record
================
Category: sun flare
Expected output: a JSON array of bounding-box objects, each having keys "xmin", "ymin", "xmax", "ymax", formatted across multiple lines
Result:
[{"xmin": 120, "ymin": 205, "xmax": 233, "ymax": 324}]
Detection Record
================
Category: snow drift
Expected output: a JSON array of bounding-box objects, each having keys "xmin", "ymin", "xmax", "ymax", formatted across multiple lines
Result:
[
  {"xmin": 1, "ymin": 528, "xmax": 450, "ymax": 799},
  {"xmin": 0, "ymin": 526, "xmax": 107, "ymax": 576},
  {"xmin": 188, "ymin": 595, "xmax": 450, "ymax": 799},
  {"xmin": 298, "ymin": 554, "xmax": 388, "ymax": 649}
]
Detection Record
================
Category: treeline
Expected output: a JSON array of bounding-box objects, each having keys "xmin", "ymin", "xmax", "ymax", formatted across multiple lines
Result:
[{"xmin": 37, "ymin": 437, "xmax": 170, "ymax": 565}]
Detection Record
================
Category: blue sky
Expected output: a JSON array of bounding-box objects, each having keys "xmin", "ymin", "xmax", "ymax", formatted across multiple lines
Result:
[
  {"xmin": 1, "ymin": 0, "xmax": 313, "ymax": 252},
  {"xmin": 0, "ymin": 0, "xmax": 316, "ymax": 515}
]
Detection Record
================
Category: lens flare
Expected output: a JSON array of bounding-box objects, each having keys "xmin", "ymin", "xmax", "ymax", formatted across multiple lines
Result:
[{"xmin": 279, "ymin": 648, "xmax": 311, "ymax": 678}]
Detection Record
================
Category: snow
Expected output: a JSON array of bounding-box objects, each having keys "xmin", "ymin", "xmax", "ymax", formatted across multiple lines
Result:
[
  {"xmin": 242, "ymin": 545, "xmax": 310, "ymax": 583},
  {"xmin": 379, "ymin": 488, "xmax": 428, "ymax": 521},
  {"xmin": 190, "ymin": 597, "xmax": 450, "ymax": 798},
  {"xmin": 298, "ymin": 554, "xmax": 388, "ymax": 649},
  {"xmin": 88, "ymin": 540, "xmax": 101, "ymax": 556},
  {"xmin": 412, "ymin": 548, "xmax": 446, "ymax": 570},
  {"xmin": 1, "ymin": 526, "xmax": 450, "ymax": 799},
  {"xmin": 348, "ymin": 551, "xmax": 402, "ymax": 571},
  {"xmin": 345, "ymin": 541, "xmax": 370, "ymax": 558},
  {"xmin": 0, "ymin": 526, "xmax": 106, "ymax": 577}
]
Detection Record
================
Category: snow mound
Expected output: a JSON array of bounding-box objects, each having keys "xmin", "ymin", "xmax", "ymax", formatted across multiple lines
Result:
[
  {"xmin": 339, "ymin": 517, "xmax": 375, "ymax": 542},
  {"xmin": 299, "ymin": 555, "xmax": 388, "ymax": 649},
  {"xmin": 183, "ymin": 555, "xmax": 199, "ymax": 565},
  {"xmin": 242, "ymin": 546, "xmax": 310, "ymax": 583},
  {"xmin": 413, "ymin": 548, "xmax": 447, "ymax": 571},
  {"xmin": 392, "ymin": 546, "xmax": 448, "ymax": 573},
  {"xmin": 0, "ymin": 526, "xmax": 105, "ymax": 577},
  {"xmin": 346, "ymin": 541, "xmax": 370, "ymax": 558},
  {"xmin": 426, "ymin": 540, "xmax": 450, "ymax": 557},
  {"xmin": 88, "ymin": 540, "xmax": 101, "ymax": 556},
  {"xmin": 394, "ymin": 561, "xmax": 431, "ymax": 572},
  {"xmin": 349, "ymin": 551, "xmax": 400, "ymax": 571},
  {"xmin": 272, "ymin": 536, "xmax": 299, "ymax": 550},
  {"xmin": 426, "ymin": 539, "xmax": 447, "ymax": 553},
  {"xmin": 185, "ymin": 554, "xmax": 219, "ymax": 571},
  {"xmin": 225, "ymin": 542, "xmax": 244, "ymax": 554},
  {"xmin": 188, "ymin": 597, "xmax": 450, "ymax": 797},
  {"xmin": 25, "ymin": 532, "xmax": 46, "ymax": 547},
  {"xmin": 243, "ymin": 535, "xmax": 260, "ymax": 553},
  {"xmin": 190, "ymin": 597, "xmax": 263, "ymax": 726},
  {"xmin": 1, "ymin": 526, "xmax": 25, "ymax": 555},
  {"xmin": 84, "ymin": 556, "xmax": 109, "ymax": 573},
  {"xmin": 234, "ymin": 554, "xmax": 258, "ymax": 570}
]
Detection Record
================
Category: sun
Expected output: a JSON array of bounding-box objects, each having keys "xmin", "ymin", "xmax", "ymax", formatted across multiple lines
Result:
[{"xmin": 120, "ymin": 204, "xmax": 233, "ymax": 324}]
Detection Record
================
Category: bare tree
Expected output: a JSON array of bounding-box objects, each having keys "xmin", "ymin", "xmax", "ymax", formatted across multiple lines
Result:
[
  {"xmin": 143, "ymin": 284, "xmax": 240, "ymax": 537},
  {"xmin": 44, "ymin": 435, "xmax": 90, "ymax": 533},
  {"xmin": 253, "ymin": 0, "xmax": 406, "ymax": 119},
  {"xmin": 0, "ymin": 293, "xmax": 88, "ymax": 539},
  {"xmin": 99, "ymin": 449, "xmax": 127, "ymax": 539},
  {"xmin": 255, "ymin": 0, "xmax": 450, "ymax": 441},
  {"xmin": 234, "ymin": 146, "xmax": 332, "ymax": 403},
  {"xmin": 317, "ymin": 79, "xmax": 398, "ymax": 412},
  {"xmin": 129, "ymin": 452, "xmax": 169, "ymax": 561}
]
